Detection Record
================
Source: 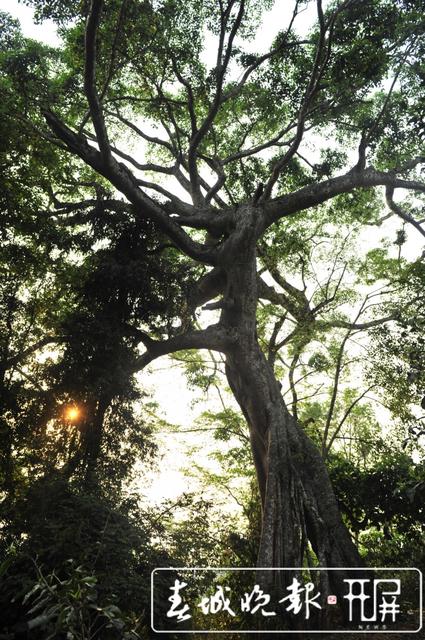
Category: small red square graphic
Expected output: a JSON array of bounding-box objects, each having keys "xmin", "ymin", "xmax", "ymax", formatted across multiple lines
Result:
[{"xmin": 327, "ymin": 595, "xmax": 337, "ymax": 605}]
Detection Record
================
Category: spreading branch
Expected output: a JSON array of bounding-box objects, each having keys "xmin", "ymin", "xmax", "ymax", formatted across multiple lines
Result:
[
  {"xmin": 263, "ymin": 167, "xmax": 425, "ymax": 229},
  {"xmin": 133, "ymin": 324, "xmax": 235, "ymax": 369},
  {"xmin": 84, "ymin": 0, "xmax": 111, "ymax": 161},
  {"xmin": 385, "ymin": 186, "xmax": 425, "ymax": 239},
  {"xmin": 43, "ymin": 110, "xmax": 217, "ymax": 264},
  {"xmin": 1, "ymin": 336, "xmax": 67, "ymax": 371}
]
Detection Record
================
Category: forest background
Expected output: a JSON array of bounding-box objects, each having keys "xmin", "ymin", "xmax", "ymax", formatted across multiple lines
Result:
[{"xmin": 0, "ymin": 0, "xmax": 424, "ymax": 637}]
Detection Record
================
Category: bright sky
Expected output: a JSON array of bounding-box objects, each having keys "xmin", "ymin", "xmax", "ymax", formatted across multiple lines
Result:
[
  {"xmin": 0, "ymin": 0, "xmax": 319, "ymax": 44},
  {"xmin": 0, "ymin": 1, "xmax": 60, "ymax": 45}
]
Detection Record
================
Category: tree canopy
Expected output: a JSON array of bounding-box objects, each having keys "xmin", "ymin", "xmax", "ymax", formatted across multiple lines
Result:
[{"xmin": 0, "ymin": 0, "xmax": 424, "ymax": 636}]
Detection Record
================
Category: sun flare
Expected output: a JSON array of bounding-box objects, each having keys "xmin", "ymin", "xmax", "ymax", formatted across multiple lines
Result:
[{"xmin": 64, "ymin": 405, "xmax": 80, "ymax": 422}]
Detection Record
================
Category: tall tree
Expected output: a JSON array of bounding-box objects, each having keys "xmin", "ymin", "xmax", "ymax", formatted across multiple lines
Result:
[{"xmin": 3, "ymin": 0, "xmax": 425, "ymax": 598}]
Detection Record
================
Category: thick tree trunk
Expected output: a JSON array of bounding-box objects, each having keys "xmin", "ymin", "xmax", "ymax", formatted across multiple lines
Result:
[
  {"xmin": 218, "ymin": 203, "xmax": 365, "ymax": 610},
  {"xmin": 225, "ymin": 344, "xmax": 362, "ymax": 569}
]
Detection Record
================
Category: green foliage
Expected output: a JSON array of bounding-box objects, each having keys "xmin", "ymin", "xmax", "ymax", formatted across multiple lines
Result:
[
  {"xmin": 368, "ymin": 263, "xmax": 425, "ymax": 432},
  {"xmin": 21, "ymin": 560, "xmax": 140, "ymax": 640},
  {"xmin": 0, "ymin": 477, "xmax": 178, "ymax": 636},
  {"xmin": 330, "ymin": 449, "xmax": 425, "ymax": 533}
]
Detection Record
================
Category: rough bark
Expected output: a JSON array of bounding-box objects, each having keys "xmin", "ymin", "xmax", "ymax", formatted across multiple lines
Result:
[{"xmin": 217, "ymin": 203, "xmax": 365, "ymax": 613}]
